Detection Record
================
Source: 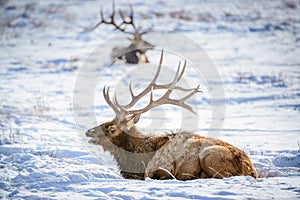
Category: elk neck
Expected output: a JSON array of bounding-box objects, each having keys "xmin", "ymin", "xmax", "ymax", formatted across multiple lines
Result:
[{"xmin": 102, "ymin": 119, "xmax": 172, "ymax": 154}]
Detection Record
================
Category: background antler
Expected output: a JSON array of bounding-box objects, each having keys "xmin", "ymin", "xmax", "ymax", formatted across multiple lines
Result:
[
  {"xmin": 103, "ymin": 50, "xmax": 201, "ymax": 121},
  {"xmin": 92, "ymin": 1, "xmax": 150, "ymax": 36}
]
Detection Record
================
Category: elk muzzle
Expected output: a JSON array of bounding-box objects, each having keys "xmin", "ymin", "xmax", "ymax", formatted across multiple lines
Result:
[{"xmin": 86, "ymin": 128, "xmax": 96, "ymax": 137}]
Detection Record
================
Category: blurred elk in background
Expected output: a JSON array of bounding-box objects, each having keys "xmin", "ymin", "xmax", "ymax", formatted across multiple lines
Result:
[
  {"xmin": 86, "ymin": 50, "xmax": 258, "ymax": 180},
  {"xmin": 92, "ymin": 1, "xmax": 154, "ymax": 64}
]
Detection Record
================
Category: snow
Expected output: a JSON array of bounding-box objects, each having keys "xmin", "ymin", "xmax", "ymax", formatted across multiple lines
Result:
[{"xmin": 1, "ymin": 0, "xmax": 300, "ymax": 199}]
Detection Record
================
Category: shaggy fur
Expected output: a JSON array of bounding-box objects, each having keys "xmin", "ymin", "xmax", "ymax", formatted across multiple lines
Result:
[{"xmin": 86, "ymin": 120, "xmax": 258, "ymax": 180}]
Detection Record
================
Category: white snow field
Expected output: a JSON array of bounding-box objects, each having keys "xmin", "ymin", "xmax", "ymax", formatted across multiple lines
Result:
[{"xmin": 1, "ymin": 0, "xmax": 300, "ymax": 199}]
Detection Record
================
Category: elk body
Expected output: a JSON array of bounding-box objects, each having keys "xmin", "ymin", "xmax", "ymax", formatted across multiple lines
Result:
[
  {"xmin": 93, "ymin": 2, "xmax": 154, "ymax": 64},
  {"xmin": 86, "ymin": 51, "xmax": 258, "ymax": 180}
]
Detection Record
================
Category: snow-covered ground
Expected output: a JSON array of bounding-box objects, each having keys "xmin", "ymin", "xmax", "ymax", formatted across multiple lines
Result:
[{"xmin": 1, "ymin": 0, "xmax": 300, "ymax": 199}]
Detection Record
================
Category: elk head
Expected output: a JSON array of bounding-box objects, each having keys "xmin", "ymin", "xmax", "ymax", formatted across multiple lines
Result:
[{"xmin": 93, "ymin": 1, "xmax": 154, "ymax": 64}]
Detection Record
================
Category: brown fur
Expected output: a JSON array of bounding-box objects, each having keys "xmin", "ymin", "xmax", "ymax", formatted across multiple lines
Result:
[
  {"xmin": 86, "ymin": 120, "xmax": 258, "ymax": 180},
  {"xmin": 86, "ymin": 119, "xmax": 173, "ymax": 179}
]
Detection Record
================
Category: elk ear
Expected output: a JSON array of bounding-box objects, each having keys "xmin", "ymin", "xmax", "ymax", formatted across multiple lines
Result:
[
  {"xmin": 117, "ymin": 114, "xmax": 141, "ymax": 132},
  {"xmin": 124, "ymin": 114, "xmax": 140, "ymax": 129},
  {"xmin": 132, "ymin": 114, "xmax": 140, "ymax": 124}
]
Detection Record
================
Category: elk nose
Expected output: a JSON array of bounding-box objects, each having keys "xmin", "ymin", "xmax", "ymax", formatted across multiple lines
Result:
[{"xmin": 86, "ymin": 129, "xmax": 95, "ymax": 137}]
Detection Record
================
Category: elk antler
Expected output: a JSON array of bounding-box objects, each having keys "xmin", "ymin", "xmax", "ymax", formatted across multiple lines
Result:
[
  {"xmin": 92, "ymin": 1, "xmax": 151, "ymax": 37},
  {"xmin": 103, "ymin": 50, "xmax": 201, "ymax": 123}
]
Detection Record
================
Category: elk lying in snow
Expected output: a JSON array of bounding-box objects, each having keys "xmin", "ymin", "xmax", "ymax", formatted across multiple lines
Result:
[
  {"xmin": 86, "ymin": 51, "xmax": 258, "ymax": 180},
  {"xmin": 93, "ymin": 2, "xmax": 154, "ymax": 64}
]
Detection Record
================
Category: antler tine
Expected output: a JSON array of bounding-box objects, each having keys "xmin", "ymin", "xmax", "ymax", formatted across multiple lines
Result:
[
  {"xmin": 129, "ymin": 81, "xmax": 135, "ymax": 98},
  {"xmin": 154, "ymin": 49, "xmax": 164, "ymax": 83},
  {"xmin": 128, "ymin": 1, "xmax": 136, "ymax": 29},
  {"xmin": 175, "ymin": 84, "xmax": 202, "ymax": 114},
  {"xmin": 170, "ymin": 60, "xmax": 183, "ymax": 89},
  {"xmin": 111, "ymin": 0, "xmax": 116, "ymax": 18},
  {"xmin": 151, "ymin": 59, "xmax": 193, "ymax": 92},
  {"xmin": 177, "ymin": 59, "xmax": 186, "ymax": 82},
  {"xmin": 123, "ymin": 50, "xmax": 164, "ymax": 109},
  {"xmin": 118, "ymin": 9, "xmax": 126, "ymax": 22},
  {"xmin": 90, "ymin": 7, "xmax": 105, "ymax": 30},
  {"xmin": 158, "ymin": 60, "xmax": 183, "ymax": 100},
  {"xmin": 139, "ymin": 27, "xmax": 152, "ymax": 36},
  {"xmin": 103, "ymin": 86, "xmax": 121, "ymax": 115},
  {"xmin": 113, "ymin": 92, "xmax": 127, "ymax": 113},
  {"xmin": 180, "ymin": 84, "xmax": 202, "ymax": 102}
]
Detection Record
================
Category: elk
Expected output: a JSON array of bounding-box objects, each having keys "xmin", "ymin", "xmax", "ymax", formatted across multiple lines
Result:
[
  {"xmin": 86, "ymin": 50, "xmax": 258, "ymax": 180},
  {"xmin": 93, "ymin": 1, "xmax": 154, "ymax": 64}
]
